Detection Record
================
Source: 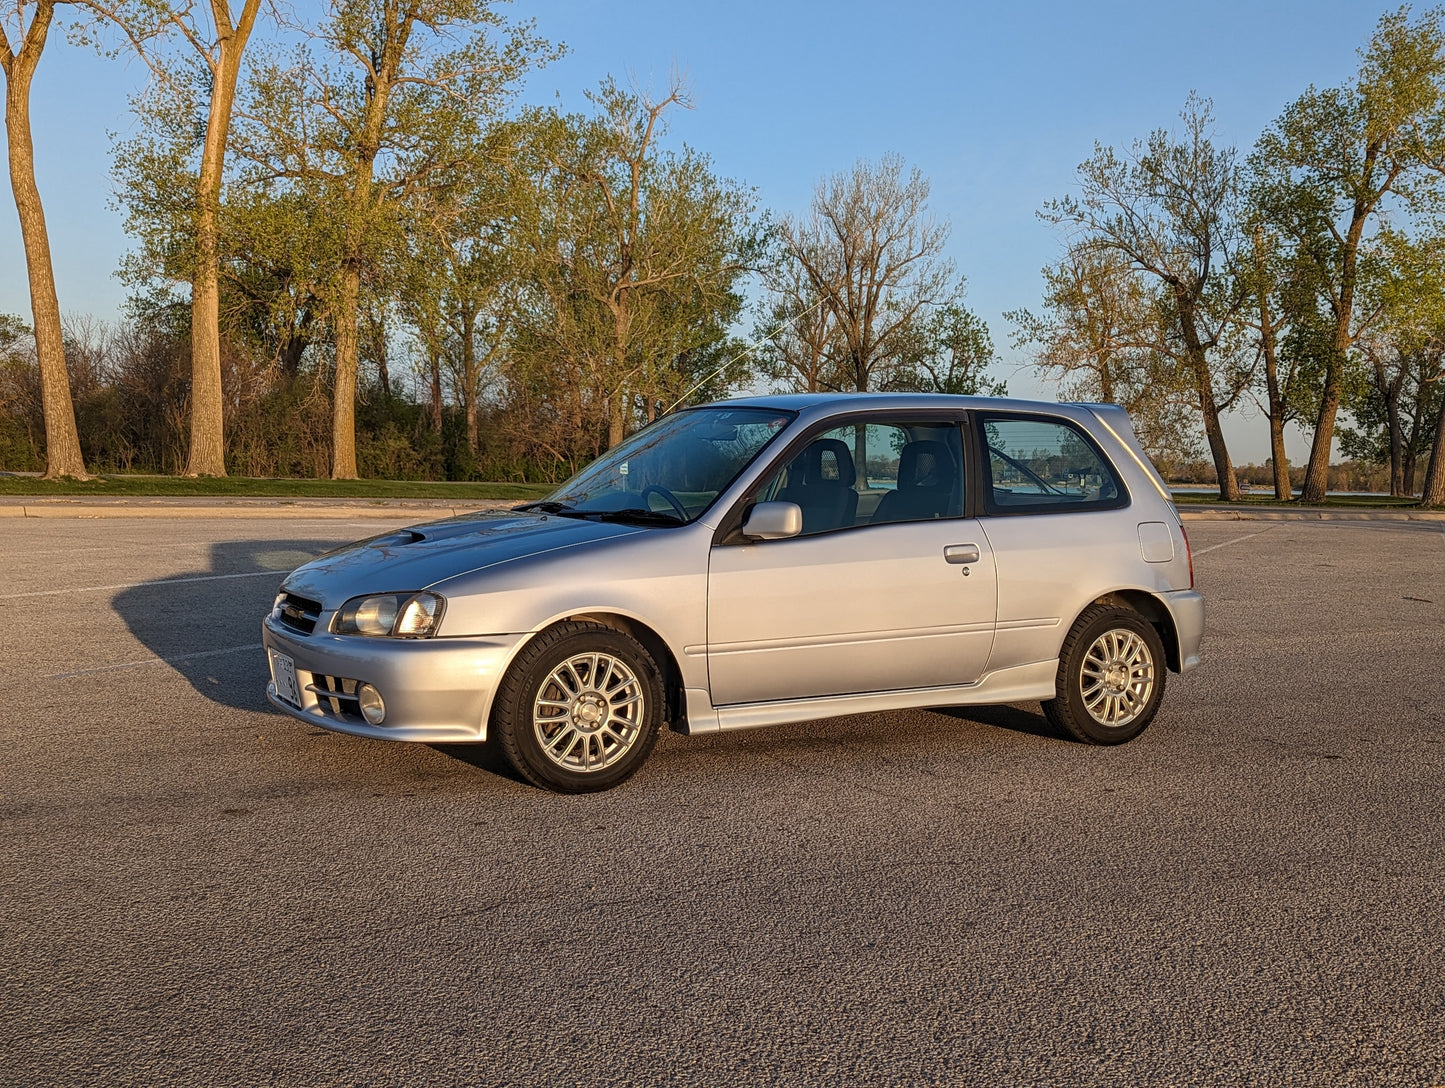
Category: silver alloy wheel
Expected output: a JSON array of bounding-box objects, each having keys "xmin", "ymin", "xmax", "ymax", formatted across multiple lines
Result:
[
  {"xmin": 532, "ymin": 652, "xmax": 646, "ymax": 773},
  {"xmin": 1079, "ymin": 628, "xmax": 1156, "ymax": 728}
]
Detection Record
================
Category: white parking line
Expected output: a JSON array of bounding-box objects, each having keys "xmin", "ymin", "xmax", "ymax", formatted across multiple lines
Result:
[
  {"xmin": 1192, "ymin": 526, "xmax": 1278, "ymax": 556},
  {"xmin": 0, "ymin": 569, "xmax": 286, "ymax": 600},
  {"xmin": 47, "ymin": 643, "xmax": 265, "ymax": 679}
]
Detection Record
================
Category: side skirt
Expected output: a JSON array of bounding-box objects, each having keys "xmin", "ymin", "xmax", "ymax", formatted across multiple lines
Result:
[{"xmin": 678, "ymin": 659, "xmax": 1058, "ymax": 736}]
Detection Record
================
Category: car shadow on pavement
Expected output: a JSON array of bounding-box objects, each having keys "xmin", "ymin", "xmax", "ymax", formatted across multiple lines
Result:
[
  {"xmin": 933, "ymin": 703, "xmax": 1073, "ymax": 742},
  {"xmin": 110, "ymin": 538, "xmax": 344, "ymax": 716}
]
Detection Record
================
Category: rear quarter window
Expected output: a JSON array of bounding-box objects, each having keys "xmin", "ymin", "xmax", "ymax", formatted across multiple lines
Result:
[{"xmin": 978, "ymin": 414, "xmax": 1128, "ymax": 515}]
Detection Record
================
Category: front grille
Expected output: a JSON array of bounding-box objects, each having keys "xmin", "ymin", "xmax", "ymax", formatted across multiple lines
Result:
[
  {"xmin": 277, "ymin": 593, "xmax": 322, "ymax": 635},
  {"xmin": 307, "ymin": 673, "xmax": 364, "ymax": 723}
]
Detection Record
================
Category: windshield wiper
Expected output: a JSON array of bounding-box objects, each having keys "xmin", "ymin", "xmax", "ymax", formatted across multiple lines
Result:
[
  {"xmin": 513, "ymin": 500, "xmax": 682, "ymax": 525},
  {"xmin": 587, "ymin": 507, "xmax": 685, "ymax": 526}
]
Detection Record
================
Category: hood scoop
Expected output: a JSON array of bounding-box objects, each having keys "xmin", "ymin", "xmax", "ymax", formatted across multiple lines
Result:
[{"xmin": 370, "ymin": 528, "xmax": 427, "ymax": 547}]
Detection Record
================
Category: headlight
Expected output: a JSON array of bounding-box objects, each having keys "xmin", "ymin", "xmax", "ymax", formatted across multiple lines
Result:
[{"xmin": 333, "ymin": 592, "xmax": 444, "ymax": 638}]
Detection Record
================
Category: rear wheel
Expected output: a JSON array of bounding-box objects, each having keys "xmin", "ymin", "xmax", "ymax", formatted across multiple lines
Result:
[
  {"xmin": 1043, "ymin": 605, "xmax": 1165, "ymax": 745},
  {"xmin": 493, "ymin": 621, "xmax": 664, "ymax": 793}
]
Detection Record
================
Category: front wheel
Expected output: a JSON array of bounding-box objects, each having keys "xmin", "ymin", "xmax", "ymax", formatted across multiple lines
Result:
[
  {"xmin": 492, "ymin": 621, "xmax": 665, "ymax": 793},
  {"xmin": 1042, "ymin": 605, "xmax": 1166, "ymax": 745}
]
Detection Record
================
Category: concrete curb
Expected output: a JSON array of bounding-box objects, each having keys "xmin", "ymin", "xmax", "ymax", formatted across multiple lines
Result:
[{"xmin": 1178, "ymin": 506, "xmax": 1445, "ymax": 522}]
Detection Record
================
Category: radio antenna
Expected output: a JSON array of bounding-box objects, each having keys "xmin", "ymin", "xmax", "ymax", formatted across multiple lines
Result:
[{"xmin": 661, "ymin": 294, "xmax": 828, "ymax": 415}]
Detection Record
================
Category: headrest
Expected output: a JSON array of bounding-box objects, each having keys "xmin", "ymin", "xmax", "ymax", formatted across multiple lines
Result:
[
  {"xmin": 896, "ymin": 440, "xmax": 955, "ymax": 491},
  {"xmin": 794, "ymin": 438, "xmax": 857, "ymax": 488}
]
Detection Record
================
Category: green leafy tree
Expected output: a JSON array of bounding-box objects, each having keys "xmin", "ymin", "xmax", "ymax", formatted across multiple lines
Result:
[
  {"xmin": 1251, "ymin": 6, "xmax": 1445, "ymax": 503},
  {"xmin": 507, "ymin": 82, "xmax": 760, "ymax": 459},
  {"xmin": 884, "ymin": 304, "xmax": 1005, "ymax": 397},
  {"xmin": 1338, "ymin": 231, "xmax": 1445, "ymax": 494},
  {"xmin": 1008, "ymin": 249, "xmax": 1202, "ymax": 470},
  {"xmin": 229, "ymin": 0, "xmax": 555, "ymax": 478}
]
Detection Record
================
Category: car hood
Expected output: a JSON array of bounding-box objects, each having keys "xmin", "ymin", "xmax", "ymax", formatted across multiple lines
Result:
[{"xmin": 280, "ymin": 511, "xmax": 646, "ymax": 608}]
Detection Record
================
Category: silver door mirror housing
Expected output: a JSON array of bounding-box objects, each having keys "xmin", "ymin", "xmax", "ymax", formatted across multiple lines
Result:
[{"xmin": 741, "ymin": 501, "xmax": 803, "ymax": 541}]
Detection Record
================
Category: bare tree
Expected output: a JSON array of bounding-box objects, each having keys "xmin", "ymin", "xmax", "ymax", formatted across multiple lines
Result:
[
  {"xmin": 1044, "ymin": 94, "xmax": 1248, "ymax": 499},
  {"xmin": 1, "ymin": 0, "xmax": 89, "ymax": 477},
  {"xmin": 756, "ymin": 255, "xmax": 836, "ymax": 393},
  {"xmin": 781, "ymin": 154, "xmax": 957, "ymax": 394}
]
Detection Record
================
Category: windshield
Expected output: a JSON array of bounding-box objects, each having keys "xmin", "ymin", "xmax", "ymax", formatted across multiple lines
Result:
[{"xmin": 521, "ymin": 407, "xmax": 795, "ymax": 525}]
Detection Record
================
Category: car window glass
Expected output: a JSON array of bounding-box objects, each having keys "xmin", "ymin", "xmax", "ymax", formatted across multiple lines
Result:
[
  {"xmin": 982, "ymin": 416, "xmax": 1123, "ymax": 512},
  {"xmin": 758, "ymin": 420, "xmax": 964, "ymax": 535},
  {"xmin": 542, "ymin": 407, "xmax": 793, "ymax": 523}
]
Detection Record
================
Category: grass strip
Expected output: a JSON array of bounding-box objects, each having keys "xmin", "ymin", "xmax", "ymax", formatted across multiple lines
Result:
[
  {"xmin": 0, "ymin": 474, "xmax": 553, "ymax": 500},
  {"xmin": 1169, "ymin": 491, "xmax": 1419, "ymax": 509}
]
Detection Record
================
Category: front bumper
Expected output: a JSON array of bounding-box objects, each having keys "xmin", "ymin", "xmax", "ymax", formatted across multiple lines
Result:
[
  {"xmin": 1160, "ymin": 588, "xmax": 1205, "ymax": 672},
  {"xmin": 261, "ymin": 616, "xmax": 527, "ymax": 743}
]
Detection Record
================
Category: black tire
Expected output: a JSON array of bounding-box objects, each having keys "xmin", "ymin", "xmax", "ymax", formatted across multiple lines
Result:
[
  {"xmin": 1042, "ymin": 604, "xmax": 1166, "ymax": 745},
  {"xmin": 492, "ymin": 621, "xmax": 664, "ymax": 793}
]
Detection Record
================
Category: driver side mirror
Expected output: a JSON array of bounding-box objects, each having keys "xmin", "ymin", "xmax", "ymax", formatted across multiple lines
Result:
[{"xmin": 741, "ymin": 501, "xmax": 802, "ymax": 541}]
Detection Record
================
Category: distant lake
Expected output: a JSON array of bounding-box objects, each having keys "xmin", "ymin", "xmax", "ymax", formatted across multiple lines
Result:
[{"xmin": 1169, "ymin": 485, "xmax": 1395, "ymax": 497}]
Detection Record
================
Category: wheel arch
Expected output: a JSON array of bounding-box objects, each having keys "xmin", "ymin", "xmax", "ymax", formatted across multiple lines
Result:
[
  {"xmin": 526, "ymin": 612, "xmax": 688, "ymax": 730},
  {"xmin": 1082, "ymin": 589, "xmax": 1183, "ymax": 673}
]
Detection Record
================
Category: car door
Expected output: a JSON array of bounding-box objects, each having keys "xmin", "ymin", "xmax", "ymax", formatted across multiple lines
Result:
[{"xmin": 706, "ymin": 417, "xmax": 998, "ymax": 706}]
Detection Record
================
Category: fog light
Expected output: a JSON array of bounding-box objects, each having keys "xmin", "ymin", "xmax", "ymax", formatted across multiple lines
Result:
[{"xmin": 357, "ymin": 683, "xmax": 386, "ymax": 725}]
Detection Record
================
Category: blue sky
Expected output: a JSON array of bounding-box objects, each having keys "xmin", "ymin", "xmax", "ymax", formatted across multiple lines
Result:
[{"xmin": 0, "ymin": 0, "xmax": 1388, "ymax": 460}]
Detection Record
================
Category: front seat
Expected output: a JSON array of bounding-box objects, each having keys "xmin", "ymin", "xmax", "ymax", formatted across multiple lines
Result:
[
  {"xmin": 871, "ymin": 440, "xmax": 960, "ymax": 524},
  {"xmin": 778, "ymin": 438, "xmax": 859, "ymax": 534}
]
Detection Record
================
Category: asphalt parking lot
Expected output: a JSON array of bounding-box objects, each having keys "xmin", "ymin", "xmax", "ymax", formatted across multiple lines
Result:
[{"xmin": 2, "ymin": 515, "xmax": 1443, "ymax": 1087}]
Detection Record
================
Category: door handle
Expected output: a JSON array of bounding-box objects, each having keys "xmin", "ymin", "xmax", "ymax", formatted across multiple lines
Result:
[{"xmin": 943, "ymin": 544, "xmax": 980, "ymax": 564}]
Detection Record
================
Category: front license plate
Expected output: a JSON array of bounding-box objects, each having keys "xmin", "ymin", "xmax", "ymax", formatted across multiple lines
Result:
[{"xmin": 269, "ymin": 649, "xmax": 302, "ymax": 707}]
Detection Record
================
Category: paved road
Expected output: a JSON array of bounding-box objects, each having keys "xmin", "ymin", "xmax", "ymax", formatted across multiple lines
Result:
[{"xmin": 2, "ymin": 517, "xmax": 1443, "ymax": 1087}]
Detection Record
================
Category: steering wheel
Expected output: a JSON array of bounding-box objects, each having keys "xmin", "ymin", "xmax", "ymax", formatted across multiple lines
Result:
[{"xmin": 639, "ymin": 484, "xmax": 688, "ymax": 522}]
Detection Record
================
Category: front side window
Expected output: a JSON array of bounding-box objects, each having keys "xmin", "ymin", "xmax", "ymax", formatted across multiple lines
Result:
[
  {"xmin": 757, "ymin": 419, "xmax": 965, "ymax": 535},
  {"xmin": 526, "ymin": 407, "xmax": 794, "ymax": 525},
  {"xmin": 980, "ymin": 414, "xmax": 1126, "ymax": 514}
]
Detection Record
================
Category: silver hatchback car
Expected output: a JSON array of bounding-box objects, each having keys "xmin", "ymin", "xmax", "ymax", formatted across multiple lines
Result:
[{"xmin": 263, "ymin": 394, "xmax": 1202, "ymax": 792}]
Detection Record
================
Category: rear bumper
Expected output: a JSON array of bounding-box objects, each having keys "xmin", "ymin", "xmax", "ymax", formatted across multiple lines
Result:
[
  {"xmin": 261, "ymin": 616, "xmax": 527, "ymax": 743},
  {"xmin": 1160, "ymin": 589, "xmax": 1204, "ymax": 672}
]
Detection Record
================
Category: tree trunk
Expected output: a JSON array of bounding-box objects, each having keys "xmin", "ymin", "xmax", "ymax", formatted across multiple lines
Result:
[
  {"xmin": 462, "ymin": 309, "xmax": 478, "ymax": 455},
  {"xmin": 608, "ymin": 302, "xmax": 629, "ymax": 449},
  {"xmin": 1269, "ymin": 416, "xmax": 1291, "ymax": 502},
  {"xmin": 1385, "ymin": 393, "xmax": 1404, "ymax": 498},
  {"xmin": 1177, "ymin": 295, "xmax": 1238, "ymax": 501},
  {"xmin": 1300, "ymin": 194, "xmax": 1372, "ymax": 504},
  {"xmin": 371, "ymin": 313, "xmax": 391, "ymax": 400},
  {"xmin": 1255, "ymin": 244, "xmax": 1291, "ymax": 501},
  {"xmin": 280, "ymin": 331, "xmax": 307, "ymax": 379},
  {"xmin": 607, "ymin": 393, "xmax": 625, "ymax": 449},
  {"xmin": 1198, "ymin": 384, "xmax": 1239, "ymax": 502},
  {"xmin": 329, "ymin": 9, "xmax": 410, "ymax": 479},
  {"xmin": 428, "ymin": 348, "xmax": 442, "ymax": 432},
  {"xmin": 185, "ymin": 0, "xmax": 262, "ymax": 477},
  {"xmin": 2, "ymin": 4, "xmax": 89, "ymax": 479},
  {"xmin": 1095, "ymin": 359, "xmax": 1115, "ymax": 404},
  {"xmin": 1420, "ymin": 396, "xmax": 1445, "ymax": 507},
  {"xmin": 331, "ymin": 261, "xmax": 361, "ymax": 479}
]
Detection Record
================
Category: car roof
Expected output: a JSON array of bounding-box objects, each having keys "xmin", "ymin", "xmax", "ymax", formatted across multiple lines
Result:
[{"xmin": 698, "ymin": 392, "xmax": 1113, "ymax": 416}]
